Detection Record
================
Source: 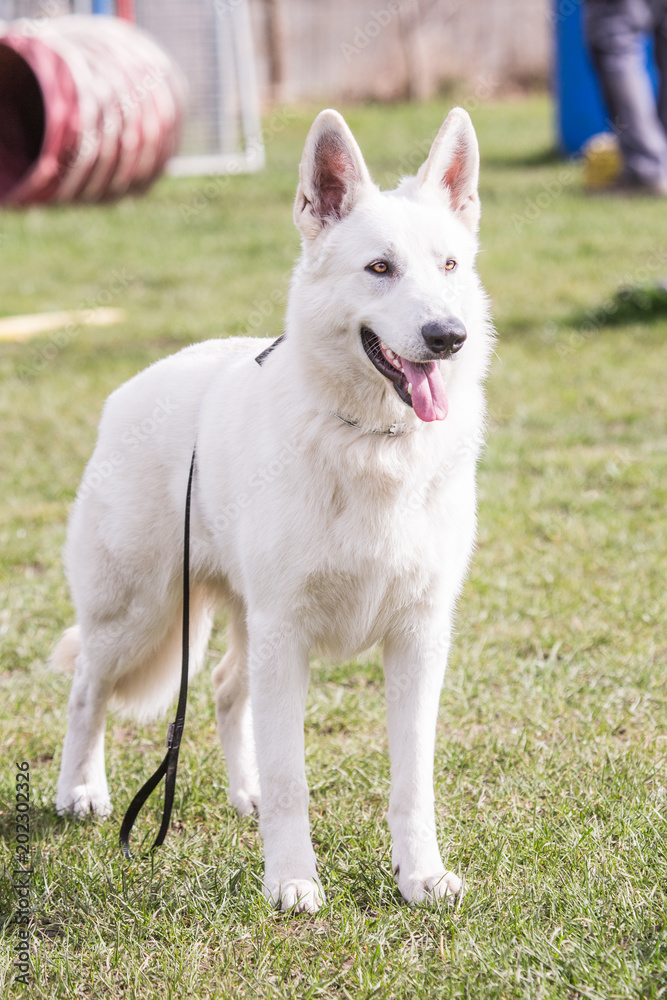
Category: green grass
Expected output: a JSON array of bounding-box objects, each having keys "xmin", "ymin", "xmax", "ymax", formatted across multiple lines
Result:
[{"xmin": 1, "ymin": 93, "xmax": 666, "ymax": 998}]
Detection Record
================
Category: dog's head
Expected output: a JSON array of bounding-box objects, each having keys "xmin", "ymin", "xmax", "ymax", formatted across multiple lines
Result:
[{"xmin": 291, "ymin": 108, "xmax": 485, "ymax": 426}]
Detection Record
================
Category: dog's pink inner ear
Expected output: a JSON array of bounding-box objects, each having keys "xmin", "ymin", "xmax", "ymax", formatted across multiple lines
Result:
[
  {"xmin": 442, "ymin": 139, "xmax": 473, "ymax": 212},
  {"xmin": 313, "ymin": 132, "xmax": 356, "ymax": 221}
]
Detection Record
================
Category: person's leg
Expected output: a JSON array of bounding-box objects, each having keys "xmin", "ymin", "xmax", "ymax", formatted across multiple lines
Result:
[
  {"xmin": 586, "ymin": 0, "xmax": 667, "ymax": 185},
  {"xmin": 653, "ymin": 0, "xmax": 667, "ymax": 133}
]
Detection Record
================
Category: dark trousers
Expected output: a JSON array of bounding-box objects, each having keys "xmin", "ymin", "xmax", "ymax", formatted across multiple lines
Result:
[{"xmin": 586, "ymin": 0, "xmax": 667, "ymax": 183}]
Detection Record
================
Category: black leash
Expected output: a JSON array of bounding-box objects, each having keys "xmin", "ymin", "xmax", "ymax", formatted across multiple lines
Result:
[
  {"xmin": 119, "ymin": 446, "xmax": 196, "ymax": 859},
  {"xmin": 119, "ymin": 337, "xmax": 280, "ymax": 857}
]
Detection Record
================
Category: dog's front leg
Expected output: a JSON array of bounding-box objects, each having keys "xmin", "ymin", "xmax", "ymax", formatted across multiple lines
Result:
[
  {"xmin": 248, "ymin": 619, "xmax": 322, "ymax": 914},
  {"xmin": 383, "ymin": 627, "xmax": 462, "ymax": 905}
]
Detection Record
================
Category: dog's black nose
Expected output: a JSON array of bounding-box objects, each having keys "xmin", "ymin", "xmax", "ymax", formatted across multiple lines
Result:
[{"xmin": 421, "ymin": 319, "xmax": 467, "ymax": 356}]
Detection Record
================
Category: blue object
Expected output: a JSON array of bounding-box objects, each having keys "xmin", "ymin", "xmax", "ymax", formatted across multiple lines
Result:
[
  {"xmin": 553, "ymin": 0, "xmax": 658, "ymax": 155},
  {"xmin": 92, "ymin": 0, "xmax": 114, "ymax": 14}
]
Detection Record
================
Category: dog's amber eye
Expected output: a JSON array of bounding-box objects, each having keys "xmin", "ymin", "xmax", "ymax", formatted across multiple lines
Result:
[
  {"xmin": 444, "ymin": 259, "xmax": 457, "ymax": 271},
  {"xmin": 368, "ymin": 260, "xmax": 389, "ymax": 274}
]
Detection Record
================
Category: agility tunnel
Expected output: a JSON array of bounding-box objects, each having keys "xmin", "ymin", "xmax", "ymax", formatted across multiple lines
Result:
[{"xmin": 0, "ymin": 15, "xmax": 186, "ymax": 205}]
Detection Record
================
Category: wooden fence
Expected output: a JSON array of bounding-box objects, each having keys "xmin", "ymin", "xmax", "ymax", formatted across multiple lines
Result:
[{"xmin": 248, "ymin": 0, "xmax": 552, "ymax": 104}]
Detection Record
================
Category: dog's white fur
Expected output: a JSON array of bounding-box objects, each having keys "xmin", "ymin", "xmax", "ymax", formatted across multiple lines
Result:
[{"xmin": 54, "ymin": 108, "xmax": 494, "ymax": 913}]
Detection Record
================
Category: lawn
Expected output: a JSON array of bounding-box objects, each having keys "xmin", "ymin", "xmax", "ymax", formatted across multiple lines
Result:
[{"xmin": 1, "ymin": 92, "xmax": 666, "ymax": 998}]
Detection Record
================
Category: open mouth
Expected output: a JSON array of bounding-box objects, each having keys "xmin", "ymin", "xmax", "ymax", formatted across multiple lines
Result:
[{"xmin": 360, "ymin": 326, "xmax": 449, "ymax": 422}]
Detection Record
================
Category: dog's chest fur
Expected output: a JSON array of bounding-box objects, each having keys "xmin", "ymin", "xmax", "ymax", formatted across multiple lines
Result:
[{"xmin": 238, "ymin": 433, "xmax": 474, "ymax": 657}]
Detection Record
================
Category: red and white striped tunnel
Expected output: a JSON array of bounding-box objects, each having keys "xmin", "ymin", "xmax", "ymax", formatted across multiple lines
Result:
[{"xmin": 0, "ymin": 15, "xmax": 186, "ymax": 205}]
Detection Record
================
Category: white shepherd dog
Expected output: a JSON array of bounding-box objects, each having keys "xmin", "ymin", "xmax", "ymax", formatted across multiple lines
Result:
[{"xmin": 54, "ymin": 107, "xmax": 495, "ymax": 913}]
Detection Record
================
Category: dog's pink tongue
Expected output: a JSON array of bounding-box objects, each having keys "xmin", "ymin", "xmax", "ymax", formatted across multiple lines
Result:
[{"xmin": 401, "ymin": 359, "xmax": 448, "ymax": 421}]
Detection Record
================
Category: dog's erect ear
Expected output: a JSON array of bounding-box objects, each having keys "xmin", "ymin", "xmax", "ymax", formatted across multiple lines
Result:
[
  {"xmin": 294, "ymin": 109, "xmax": 373, "ymax": 241},
  {"xmin": 416, "ymin": 108, "xmax": 480, "ymax": 232}
]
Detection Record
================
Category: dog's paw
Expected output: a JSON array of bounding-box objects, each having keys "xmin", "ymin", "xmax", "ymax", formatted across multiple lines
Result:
[
  {"xmin": 263, "ymin": 876, "xmax": 324, "ymax": 914},
  {"xmin": 396, "ymin": 868, "xmax": 462, "ymax": 906},
  {"xmin": 230, "ymin": 786, "xmax": 260, "ymax": 818},
  {"xmin": 56, "ymin": 784, "xmax": 112, "ymax": 819}
]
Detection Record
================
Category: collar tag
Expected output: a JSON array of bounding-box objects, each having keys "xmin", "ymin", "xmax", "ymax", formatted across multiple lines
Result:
[{"xmin": 332, "ymin": 412, "xmax": 413, "ymax": 436}]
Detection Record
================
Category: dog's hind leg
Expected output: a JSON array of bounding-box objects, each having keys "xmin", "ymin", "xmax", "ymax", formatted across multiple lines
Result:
[
  {"xmin": 56, "ymin": 587, "xmax": 213, "ymax": 818},
  {"xmin": 55, "ymin": 644, "xmax": 114, "ymax": 818},
  {"xmin": 212, "ymin": 598, "xmax": 261, "ymax": 817}
]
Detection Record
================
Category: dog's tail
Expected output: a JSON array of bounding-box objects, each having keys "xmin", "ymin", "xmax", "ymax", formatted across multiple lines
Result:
[{"xmin": 49, "ymin": 625, "xmax": 81, "ymax": 674}]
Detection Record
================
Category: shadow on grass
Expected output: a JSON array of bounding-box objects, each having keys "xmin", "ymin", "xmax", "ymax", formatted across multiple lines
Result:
[
  {"xmin": 569, "ymin": 281, "xmax": 667, "ymax": 329},
  {"xmin": 499, "ymin": 281, "xmax": 667, "ymax": 343},
  {"xmin": 0, "ymin": 804, "xmax": 68, "ymax": 847},
  {"xmin": 327, "ymin": 856, "xmax": 405, "ymax": 913},
  {"xmin": 483, "ymin": 146, "xmax": 564, "ymax": 169}
]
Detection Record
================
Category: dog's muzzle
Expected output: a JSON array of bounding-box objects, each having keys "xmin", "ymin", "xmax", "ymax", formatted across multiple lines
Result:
[{"xmin": 360, "ymin": 324, "xmax": 462, "ymax": 422}]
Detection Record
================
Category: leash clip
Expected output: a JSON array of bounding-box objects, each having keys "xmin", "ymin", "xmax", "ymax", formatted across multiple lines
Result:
[{"xmin": 166, "ymin": 719, "xmax": 184, "ymax": 750}]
